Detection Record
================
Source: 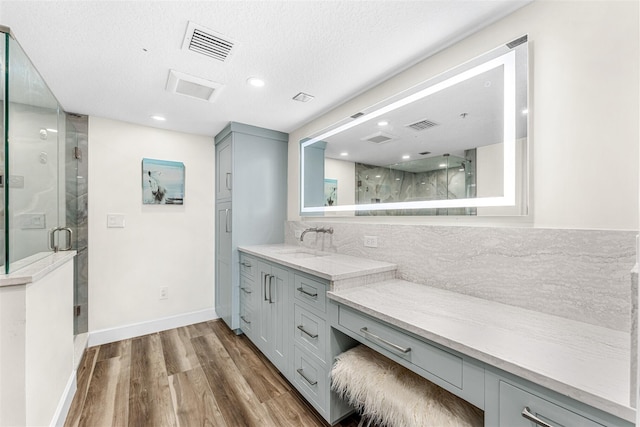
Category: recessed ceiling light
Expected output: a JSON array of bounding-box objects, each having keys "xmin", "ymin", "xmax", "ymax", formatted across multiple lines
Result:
[
  {"xmin": 293, "ymin": 92, "xmax": 315, "ymax": 102},
  {"xmin": 395, "ymin": 178, "xmax": 401, "ymax": 181},
  {"xmin": 340, "ymin": 152, "xmax": 348, "ymax": 156},
  {"xmin": 377, "ymin": 120, "xmax": 388, "ymax": 126},
  {"xmin": 439, "ymin": 163, "xmax": 447, "ymax": 168},
  {"xmin": 375, "ymin": 175, "xmax": 381, "ymax": 178},
  {"xmin": 402, "ymin": 155, "xmax": 410, "ymax": 160},
  {"xmin": 151, "ymin": 115, "xmax": 166, "ymax": 121},
  {"xmin": 247, "ymin": 77, "xmax": 265, "ymax": 87},
  {"xmin": 46, "ymin": 128, "xmax": 58, "ymax": 133}
]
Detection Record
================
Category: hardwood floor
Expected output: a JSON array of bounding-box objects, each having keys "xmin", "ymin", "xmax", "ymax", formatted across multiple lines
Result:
[{"xmin": 64, "ymin": 319, "xmax": 361, "ymax": 427}]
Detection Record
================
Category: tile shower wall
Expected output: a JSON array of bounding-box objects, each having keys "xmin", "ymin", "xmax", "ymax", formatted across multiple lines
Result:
[{"xmin": 286, "ymin": 221, "xmax": 636, "ymax": 332}]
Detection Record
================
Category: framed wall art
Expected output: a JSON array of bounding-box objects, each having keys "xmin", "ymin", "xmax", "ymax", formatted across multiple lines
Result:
[{"xmin": 142, "ymin": 158, "xmax": 185, "ymax": 205}]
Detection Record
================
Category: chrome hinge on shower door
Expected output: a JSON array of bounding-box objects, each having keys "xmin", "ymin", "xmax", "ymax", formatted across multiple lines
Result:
[
  {"xmin": 73, "ymin": 147, "xmax": 82, "ymax": 160},
  {"xmin": 74, "ymin": 305, "xmax": 81, "ymax": 317}
]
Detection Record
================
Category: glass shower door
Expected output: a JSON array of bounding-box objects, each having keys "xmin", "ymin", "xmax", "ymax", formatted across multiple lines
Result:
[{"xmin": 66, "ymin": 114, "xmax": 88, "ymax": 335}]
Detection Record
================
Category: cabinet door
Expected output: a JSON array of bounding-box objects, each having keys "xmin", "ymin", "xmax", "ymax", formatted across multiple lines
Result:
[
  {"xmin": 256, "ymin": 261, "xmax": 272, "ymax": 355},
  {"xmin": 270, "ymin": 264, "xmax": 289, "ymax": 374},
  {"xmin": 216, "ymin": 136, "xmax": 232, "ymax": 200},
  {"xmin": 255, "ymin": 260, "xmax": 289, "ymax": 375},
  {"xmin": 215, "ymin": 202, "xmax": 232, "ymax": 327}
]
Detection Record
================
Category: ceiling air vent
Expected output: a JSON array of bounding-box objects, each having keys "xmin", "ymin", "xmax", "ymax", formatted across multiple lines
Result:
[
  {"xmin": 362, "ymin": 131, "xmax": 396, "ymax": 144},
  {"xmin": 166, "ymin": 70, "xmax": 224, "ymax": 102},
  {"xmin": 406, "ymin": 119, "xmax": 439, "ymax": 131},
  {"xmin": 351, "ymin": 112, "xmax": 365, "ymax": 119},
  {"xmin": 182, "ymin": 21, "xmax": 237, "ymax": 62}
]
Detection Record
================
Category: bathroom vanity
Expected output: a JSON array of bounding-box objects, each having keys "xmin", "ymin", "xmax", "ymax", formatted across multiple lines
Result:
[{"xmin": 237, "ymin": 244, "xmax": 634, "ymax": 427}]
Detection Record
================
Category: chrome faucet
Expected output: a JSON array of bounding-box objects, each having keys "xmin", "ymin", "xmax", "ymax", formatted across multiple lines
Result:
[{"xmin": 300, "ymin": 226, "xmax": 334, "ymax": 241}]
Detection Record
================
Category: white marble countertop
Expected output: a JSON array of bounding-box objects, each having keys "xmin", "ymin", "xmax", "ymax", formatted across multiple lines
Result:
[
  {"xmin": 238, "ymin": 244, "xmax": 397, "ymax": 281},
  {"xmin": 328, "ymin": 279, "xmax": 634, "ymax": 423},
  {"xmin": 0, "ymin": 251, "xmax": 76, "ymax": 287}
]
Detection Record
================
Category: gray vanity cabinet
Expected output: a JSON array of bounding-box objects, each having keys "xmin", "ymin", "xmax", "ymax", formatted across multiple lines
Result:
[
  {"xmin": 214, "ymin": 122, "xmax": 288, "ymax": 332},
  {"xmin": 256, "ymin": 260, "xmax": 290, "ymax": 376}
]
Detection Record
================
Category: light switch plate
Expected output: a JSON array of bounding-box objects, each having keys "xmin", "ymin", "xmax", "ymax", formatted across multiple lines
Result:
[{"xmin": 107, "ymin": 214, "xmax": 125, "ymax": 228}]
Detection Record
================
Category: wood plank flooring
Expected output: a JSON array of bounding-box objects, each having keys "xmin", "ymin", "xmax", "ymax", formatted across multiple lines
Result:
[{"xmin": 64, "ymin": 319, "xmax": 360, "ymax": 427}]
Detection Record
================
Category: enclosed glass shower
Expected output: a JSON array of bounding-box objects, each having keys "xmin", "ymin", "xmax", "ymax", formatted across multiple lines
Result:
[{"xmin": 1, "ymin": 27, "xmax": 88, "ymax": 334}]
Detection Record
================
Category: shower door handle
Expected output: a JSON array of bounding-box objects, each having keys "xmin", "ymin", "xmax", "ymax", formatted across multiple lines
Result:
[{"xmin": 49, "ymin": 227, "xmax": 73, "ymax": 252}]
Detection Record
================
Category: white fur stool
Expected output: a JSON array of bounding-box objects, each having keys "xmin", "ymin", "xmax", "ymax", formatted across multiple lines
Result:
[{"xmin": 331, "ymin": 345, "xmax": 483, "ymax": 427}]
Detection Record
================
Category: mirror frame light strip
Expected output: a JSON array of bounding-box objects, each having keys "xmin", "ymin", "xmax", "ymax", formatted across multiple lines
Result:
[{"xmin": 300, "ymin": 49, "xmax": 517, "ymax": 214}]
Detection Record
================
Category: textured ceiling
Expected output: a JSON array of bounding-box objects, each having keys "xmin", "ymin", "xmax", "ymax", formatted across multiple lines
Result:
[{"xmin": 0, "ymin": 1, "xmax": 532, "ymax": 137}]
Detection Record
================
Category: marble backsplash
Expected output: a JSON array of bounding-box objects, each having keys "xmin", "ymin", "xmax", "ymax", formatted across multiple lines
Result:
[{"xmin": 286, "ymin": 221, "xmax": 637, "ymax": 333}]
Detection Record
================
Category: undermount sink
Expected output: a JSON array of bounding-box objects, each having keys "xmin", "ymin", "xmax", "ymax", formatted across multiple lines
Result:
[{"xmin": 276, "ymin": 248, "xmax": 331, "ymax": 259}]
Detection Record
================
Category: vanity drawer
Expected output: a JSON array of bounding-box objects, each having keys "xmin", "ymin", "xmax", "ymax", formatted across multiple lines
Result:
[
  {"xmin": 338, "ymin": 305, "xmax": 463, "ymax": 389},
  {"xmin": 239, "ymin": 300, "xmax": 252, "ymax": 335},
  {"xmin": 293, "ymin": 304, "xmax": 326, "ymax": 364},
  {"xmin": 239, "ymin": 254, "xmax": 257, "ymax": 281},
  {"xmin": 499, "ymin": 381, "xmax": 603, "ymax": 427},
  {"xmin": 293, "ymin": 345, "xmax": 327, "ymax": 416},
  {"xmin": 294, "ymin": 274, "xmax": 327, "ymax": 313}
]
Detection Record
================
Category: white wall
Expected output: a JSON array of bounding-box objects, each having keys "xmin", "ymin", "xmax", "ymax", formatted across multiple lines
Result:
[
  {"xmin": 88, "ymin": 117, "xmax": 215, "ymax": 333},
  {"xmin": 288, "ymin": 0, "xmax": 639, "ymax": 231},
  {"xmin": 325, "ymin": 157, "xmax": 356, "ymax": 206}
]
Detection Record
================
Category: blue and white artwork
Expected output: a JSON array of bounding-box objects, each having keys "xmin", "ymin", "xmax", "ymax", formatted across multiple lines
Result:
[{"xmin": 142, "ymin": 158, "xmax": 185, "ymax": 205}]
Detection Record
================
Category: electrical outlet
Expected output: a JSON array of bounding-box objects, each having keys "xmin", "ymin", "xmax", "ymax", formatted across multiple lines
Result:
[
  {"xmin": 159, "ymin": 286, "xmax": 168, "ymax": 300},
  {"xmin": 364, "ymin": 236, "xmax": 378, "ymax": 248}
]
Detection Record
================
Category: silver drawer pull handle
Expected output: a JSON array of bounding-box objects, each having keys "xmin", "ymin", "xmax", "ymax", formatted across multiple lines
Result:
[
  {"xmin": 297, "ymin": 287, "xmax": 318, "ymax": 299},
  {"xmin": 241, "ymin": 261, "xmax": 252, "ymax": 268},
  {"xmin": 360, "ymin": 327, "xmax": 411, "ymax": 354},
  {"xmin": 297, "ymin": 325, "xmax": 318, "ymax": 339},
  {"xmin": 225, "ymin": 172, "xmax": 232, "ymax": 191},
  {"xmin": 296, "ymin": 368, "xmax": 317, "ymax": 386},
  {"xmin": 521, "ymin": 407, "xmax": 555, "ymax": 427},
  {"xmin": 240, "ymin": 287, "xmax": 252, "ymax": 294},
  {"xmin": 240, "ymin": 315, "xmax": 251, "ymax": 324}
]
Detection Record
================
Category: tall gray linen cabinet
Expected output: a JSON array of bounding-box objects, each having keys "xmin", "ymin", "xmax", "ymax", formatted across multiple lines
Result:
[{"xmin": 214, "ymin": 122, "xmax": 288, "ymax": 332}]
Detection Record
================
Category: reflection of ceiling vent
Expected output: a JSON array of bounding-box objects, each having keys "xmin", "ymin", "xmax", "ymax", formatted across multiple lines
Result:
[
  {"xmin": 506, "ymin": 35, "xmax": 528, "ymax": 49},
  {"xmin": 182, "ymin": 21, "xmax": 237, "ymax": 62},
  {"xmin": 351, "ymin": 112, "xmax": 365, "ymax": 119},
  {"xmin": 362, "ymin": 131, "xmax": 396, "ymax": 144},
  {"xmin": 166, "ymin": 70, "xmax": 224, "ymax": 102},
  {"xmin": 406, "ymin": 119, "xmax": 439, "ymax": 131}
]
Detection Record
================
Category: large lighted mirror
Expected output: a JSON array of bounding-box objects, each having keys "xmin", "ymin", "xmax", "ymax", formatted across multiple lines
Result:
[{"xmin": 301, "ymin": 36, "xmax": 528, "ymax": 216}]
